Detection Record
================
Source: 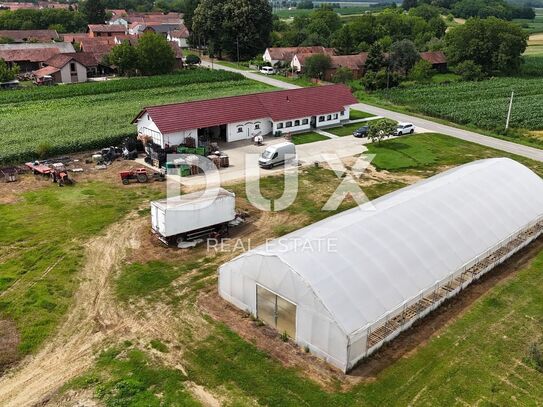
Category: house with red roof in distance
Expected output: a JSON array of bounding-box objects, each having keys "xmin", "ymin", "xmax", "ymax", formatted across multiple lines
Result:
[
  {"xmin": 88, "ymin": 24, "xmax": 126, "ymax": 38},
  {"xmin": 420, "ymin": 51, "xmax": 448, "ymax": 72},
  {"xmin": 132, "ymin": 85, "xmax": 357, "ymax": 149},
  {"xmin": 32, "ymin": 52, "xmax": 97, "ymax": 83},
  {"xmin": 292, "ymin": 52, "xmax": 368, "ymax": 80},
  {"xmin": 0, "ymin": 29, "xmax": 59, "ymax": 43},
  {"xmin": 263, "ymin": 46, "xmax": 336, "ymax": 66},
  {"xmin": 167, "ymin": 24, "xmax": 190, "ymax": 48},
  {"xmin": 0, "ymin": 42, "xmax": 75, "ymax": 72}
]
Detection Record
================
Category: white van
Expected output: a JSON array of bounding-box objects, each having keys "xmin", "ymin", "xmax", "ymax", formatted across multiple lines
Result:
[
  {"xmin": 259, "ymin": 142, "xmax": 296, "ymax": 169},
  {"xmin": 259, "ymin": 66, "xmax": 275, "ymax": 75}
]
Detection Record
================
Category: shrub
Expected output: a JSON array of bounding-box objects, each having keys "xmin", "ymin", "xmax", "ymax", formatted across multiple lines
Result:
[{"xmin": 453, "ymin": 60, "xmax": 485, "ymax": 81}]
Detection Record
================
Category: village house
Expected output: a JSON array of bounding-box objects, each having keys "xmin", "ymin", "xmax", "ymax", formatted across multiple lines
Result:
[
  {"xmin": 292, "ymin": 51, "xmax": 448, "ymax": 79},
  {"xmin": 167, "ymin": 25, "xmax": 190, "ymax": 48},
  {"xmin": 263, "ymin": 46, "xmax": 336, "ymax": 66},
  {"xmin": 0, "ymin": 29, "xmax": 59, "ymax": 43},
  {"xmin": 0, "ymin": 42, "xmax": 75, "ymax": 72},
  {"xmin": 32, "ymin": 52, "xmax": 96, "ymax": 84},
  {"xmin": 132, "ymin": 85, "xmax": 357, "ymax": 148},
  {"xmin": 88, "ymin": 24, "xmax": 126, "ymax": 38}
]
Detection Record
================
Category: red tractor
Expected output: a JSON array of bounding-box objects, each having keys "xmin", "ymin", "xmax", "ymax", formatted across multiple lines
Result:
[{"xmin": 119, "ymin": 168, "xmax": 165, "ymax": 185}]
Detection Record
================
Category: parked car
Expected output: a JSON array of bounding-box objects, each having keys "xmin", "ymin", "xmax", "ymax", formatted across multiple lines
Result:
[
  {"xmin": 394, "ymin": 123, "xmax": 415, "ymax": 136},
  {"xmin": 259, "ymin": 142, "xmax": 296, "ymax": 169},
  {"xmin": 259, "ymin": 66, "xmax": 275, "ymax": 75},
  {"xmin": 353, "ymin": 126, "xmax": 369, "ymax": 138}
]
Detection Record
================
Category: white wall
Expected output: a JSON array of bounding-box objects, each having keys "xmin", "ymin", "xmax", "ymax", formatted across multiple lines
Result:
[
  {"xmin": 291, "ymin": 56, "xmax": 302, "ymax": 72},
  {"xmin": 162, "ymin": 128, "xmax": 198, "ymax": 148},
  {"xmin": 273, "ymin": 116, "xmax": 311, "ymax": 134},
  {"xmin": 263, "ymin": 49, "xmax": 277, "ymax": 66},
  {"xmin": 59, "ymin": 60, "xmax": 87, "ymax": 83},
  {"xmin": 227, "ymin": 118, "xmax": 271, "ymax": 142},
  {"xmin": 219, "ymin": 254, "xmax": 350, "ymax": 372},
  {"xmin": 137, "ymin": 113, "xmax": 163, "ymax": 146},
  {"xmin": 315, "ymin": 111, "xmax": 342, "ymax": 128}
]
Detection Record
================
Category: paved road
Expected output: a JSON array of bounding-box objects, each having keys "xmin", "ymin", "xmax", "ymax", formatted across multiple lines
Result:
[{"xmin": 202, "ymin": 61, "xmax": 543, "ymax": 163}]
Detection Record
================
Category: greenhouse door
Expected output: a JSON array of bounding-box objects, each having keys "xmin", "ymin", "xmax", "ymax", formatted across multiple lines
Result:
[{"xmin": 256, "ymin": 285, "xmax": 296, "ymax": 338}]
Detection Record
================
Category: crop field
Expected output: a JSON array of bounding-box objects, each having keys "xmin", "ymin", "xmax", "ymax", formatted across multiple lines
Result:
[
  {"xmin": 0, "ymin": 70, "xmax": 272, "ymax": 163},
  {"xmin": 371, "ymin": 77, "xmax": 543, "ymax": 133}
]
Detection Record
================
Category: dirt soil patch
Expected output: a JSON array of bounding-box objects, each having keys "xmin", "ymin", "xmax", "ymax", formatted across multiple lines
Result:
[
  {"xmin": 0, "ymin": 320, "xmax": 20, "ymax": 374},
  {"xmin": 200, "ymin": 237, "xmax": 543, "ymax": 391}
]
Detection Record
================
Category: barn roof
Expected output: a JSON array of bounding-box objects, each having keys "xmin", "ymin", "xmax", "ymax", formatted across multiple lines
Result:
[
  {"xmin": 0, "ymin": 29, "xmax": 59, "ymax": 42},
  {"xmin": 88, "ymin": 24, "xmax": 126, "ymax": 33},
  {"xmin": 420, "ymin": 51, "xmax": 447, "ymax": 65},
  {"xmin": 0, "ymin": 42, "xmax": 74, "ymax": 62},
  {"xmin": 266, "ymin": 46, "xmax": 335, "ymax": 62},
  {"xmin": 133, "ymin": 84, "xmax": 357, "ymax": 134},
  {"xmin": 44, "ymin": 52, "xmax": 98, "ymax": 68}
]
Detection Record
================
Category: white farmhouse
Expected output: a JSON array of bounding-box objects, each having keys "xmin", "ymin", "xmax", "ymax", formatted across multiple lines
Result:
[{"xmin": 132, "ymin": 84, "xmax": 357, "ymax": 148}]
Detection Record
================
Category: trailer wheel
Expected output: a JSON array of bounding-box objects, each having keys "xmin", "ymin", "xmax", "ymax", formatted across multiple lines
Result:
[{"xmin": 122, "ymin": 179, "xmax": 129, "ymax": 185}]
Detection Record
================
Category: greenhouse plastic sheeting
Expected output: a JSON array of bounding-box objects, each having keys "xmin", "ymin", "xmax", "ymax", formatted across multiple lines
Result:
[{"xmin": 219, "ymin": 158, "xmax": 543, "ymax": 371}]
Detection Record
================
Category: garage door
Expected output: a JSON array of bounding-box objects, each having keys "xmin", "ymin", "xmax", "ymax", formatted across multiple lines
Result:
[{"xmin": 256, "ymin": 285, "xmax": 296, "ymax": 338}]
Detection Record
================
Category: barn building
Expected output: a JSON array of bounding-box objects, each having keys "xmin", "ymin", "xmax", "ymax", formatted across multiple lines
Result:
[
  {"xmin": 132, "ymin": 84, "xmax": 357, "ymax": 148},
  {"xmin": 219, "ymin": 158, "xmax": 543, "ymax": 372}
]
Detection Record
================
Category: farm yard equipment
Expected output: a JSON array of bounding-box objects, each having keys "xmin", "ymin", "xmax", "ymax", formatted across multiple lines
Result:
[
  {"xmin": 25, "ymin": 161, "xmax": 73, "ymax": 186},
  {"xmin": 119, "ymin": 168, "xmax": 165, "ymax": 185},
  {"xmin": 1, "ymin": 167, "xmax": 19, "ymax": 182},
  {"xmin": 25, "ymin": 161, "xmax": 52, "ymax": 175}
]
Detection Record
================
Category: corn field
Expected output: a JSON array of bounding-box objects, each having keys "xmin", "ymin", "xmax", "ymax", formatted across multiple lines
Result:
[
  {"xmin": 0, "ymin": 70, "xmax": 271, "ymax": 164},
  {"xmin": 374, "ymin": 77, "xmax": 543, "ymax": 132}
]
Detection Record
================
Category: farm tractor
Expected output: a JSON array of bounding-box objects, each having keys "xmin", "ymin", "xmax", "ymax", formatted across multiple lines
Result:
[{"xmin": 119, "ymin": 168, "xmax": 165, "ymax": 185}]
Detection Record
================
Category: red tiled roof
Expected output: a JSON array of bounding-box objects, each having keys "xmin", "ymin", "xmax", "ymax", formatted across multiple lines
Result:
[
  {"xmin": 0, "ymin": 47, "xmax": 59, "ymax": 62},
  {"xmin": 420, "ymin": 51, "xmax": 447, "ymax": 65},
  {"xmin": 80, "ymin": 38, "xmax": 116, "ymax": 62},
  {"xmin": 266, "ymin": 46, "xmax": 335, "ymax": 62},
  {"xmin": 0, "ymin": 29, "xmax": 59, "ymax": 42},
  {"xmin": 33, "ymin": 65, "xmax": 59, "ymax": 77},
  {"xmin": 44, "ymin": 52, "xmax": 98, "ymax": 68},
  {"xmin": 330, "ymin": 53, "xmax": 367, "ymax": 69},
  {"xmin": 170, "ymin": 25, "xmax": 189, "ymax": 39},
  {"xmin": 133, "ymin": 84, "xmax": 357, "ymax": 134},
  {"xmin": 63, "ymin": 33, "xmax": 89, "ymax": 43},
  {"xmin": 88, "ymin": 24, "xmax": 126, "ymax": 33}
]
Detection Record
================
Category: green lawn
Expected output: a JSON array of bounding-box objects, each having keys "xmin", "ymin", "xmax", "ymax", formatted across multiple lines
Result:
[
  {"xmin": 328, "ymin": 118, "xmax": 388, "ymax": 137},
  {"xmin": 290, "ymin": 132, "xmax": 329, "ymax": 145},
  {"xmin": 0, "ymin": 182, "xmax": 160, "ymax": 357},
  {"xmin": 214, "ymin": 60, "xmax": 254, "ymax": 71},
  {"xmin": 257, "ymin": 72, "xmax": 317, "ymax": 87},
  {"xmin": 349, "ymin": 109, "xmax": 375, "ymax": 120}
]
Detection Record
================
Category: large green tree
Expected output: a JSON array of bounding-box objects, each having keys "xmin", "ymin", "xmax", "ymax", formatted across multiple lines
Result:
[
  {"xmin": 0, "ymin": 58, "xmax": 19, "ymax": 82},
  {"xmin": 107, "ymin": 41, "xmax": 139, "ymax": 76},
  {"xmin": 389, "ymin": 39, "xmax": 420, "ymax": 76},
  {"xmin": 192, "ymin": 0, "xmax": 272, "ymax": 60},
  {"xmin": 81, "ymin": 0, "xmax": 106, "ymax": 24},
  {"xmin": 137, "ymin": 32, "xmax": 176, "ymax": 75},
  {"xmin": 445, "ymin": 17, "xmax": 527, "ymax": 75},
  {"xmin": 304, "ymin": 53, "xmax": 331, "ymax": 79}
]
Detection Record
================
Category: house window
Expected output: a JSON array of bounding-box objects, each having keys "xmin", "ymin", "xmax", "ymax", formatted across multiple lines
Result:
[
  {"xmin": 333, "ymin": 113, "xmax": 338, "ymax": 120},
  {"xmin": 319, "ymin": 116, "xmax": 325, "ymax": 122},
  {"xmin": 302, "ymin": 118, "xmax": 308, "ymax": 125},
  {"xmin": 70, "ymin": 62, "xmax": 76, "ymax": 73},
  {"xmin": 294, "ymin": 120, "xmax": 300, "ymax": 126},
  {"xmin": 277, "ymin": 123, "xmax": 284, "ymax": 129},
  {"xmin": 327, "ymin": 115, "xmax": 332, "ymax": 121},
  {"xmin": 237, "ymin": 127, "xmax": 243, "ymax": 133},
  {"xmin": 340, "ymin": 110, "xmax": 346, "ymax": 116},
  {"xmin": 286, "ymin": 121, "xmax": 292, "ymax": 128},
  {"xmin": 255, "ymin": 123, "xmax": 260, "ymax": 130}
]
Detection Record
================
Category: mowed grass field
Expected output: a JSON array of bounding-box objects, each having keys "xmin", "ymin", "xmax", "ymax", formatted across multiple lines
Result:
[
  {"xmin": 0, "ymin": 70, "xmax": 272, "ymax": 163},
  {"xmin": 88, "ymin": 134, "xmax": 543, "ymax": 406}
]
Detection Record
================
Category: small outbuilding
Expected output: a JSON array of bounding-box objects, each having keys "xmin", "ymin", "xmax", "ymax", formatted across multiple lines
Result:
[{"xmin": 219, "ymin": 158, "xmax": 543, "ymax": 372}]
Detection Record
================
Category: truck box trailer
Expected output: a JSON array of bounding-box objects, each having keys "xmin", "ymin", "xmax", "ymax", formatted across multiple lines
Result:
[{"xmin": 151, "ymin": 188, "xmax": 236, "ymax": 245}]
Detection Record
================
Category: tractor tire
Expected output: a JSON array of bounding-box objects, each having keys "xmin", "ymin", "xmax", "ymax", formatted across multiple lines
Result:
[
  {"xmin": 122, "ymin": 179, "xmax": 129, "ymax": 185},
  {"xmin": 137, "ymin": 173, "xmax": 149, "ymax": 183},
  {"xmin": 410, "ymin": 129, "xmax": 414, "ymax": 134}
]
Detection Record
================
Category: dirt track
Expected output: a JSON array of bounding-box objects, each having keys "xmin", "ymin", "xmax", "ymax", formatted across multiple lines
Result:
[{"xmin": 0, "ymin": 218, "xmax": 142, "ymax": 406}]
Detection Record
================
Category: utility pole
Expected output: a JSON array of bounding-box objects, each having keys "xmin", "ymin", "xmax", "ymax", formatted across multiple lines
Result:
[
  {"xmin": 505, "ymin": 90, "xmax": 514, "ymax": 131},
  {"xmin": 236, "ymin": 36, "xmax": 240, "ymax": 67}
]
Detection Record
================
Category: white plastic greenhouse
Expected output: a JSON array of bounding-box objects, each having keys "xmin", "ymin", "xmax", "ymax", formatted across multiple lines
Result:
[{"xmin": 218, "ymin": 158, "xmax": 543, "ymax": 372}]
